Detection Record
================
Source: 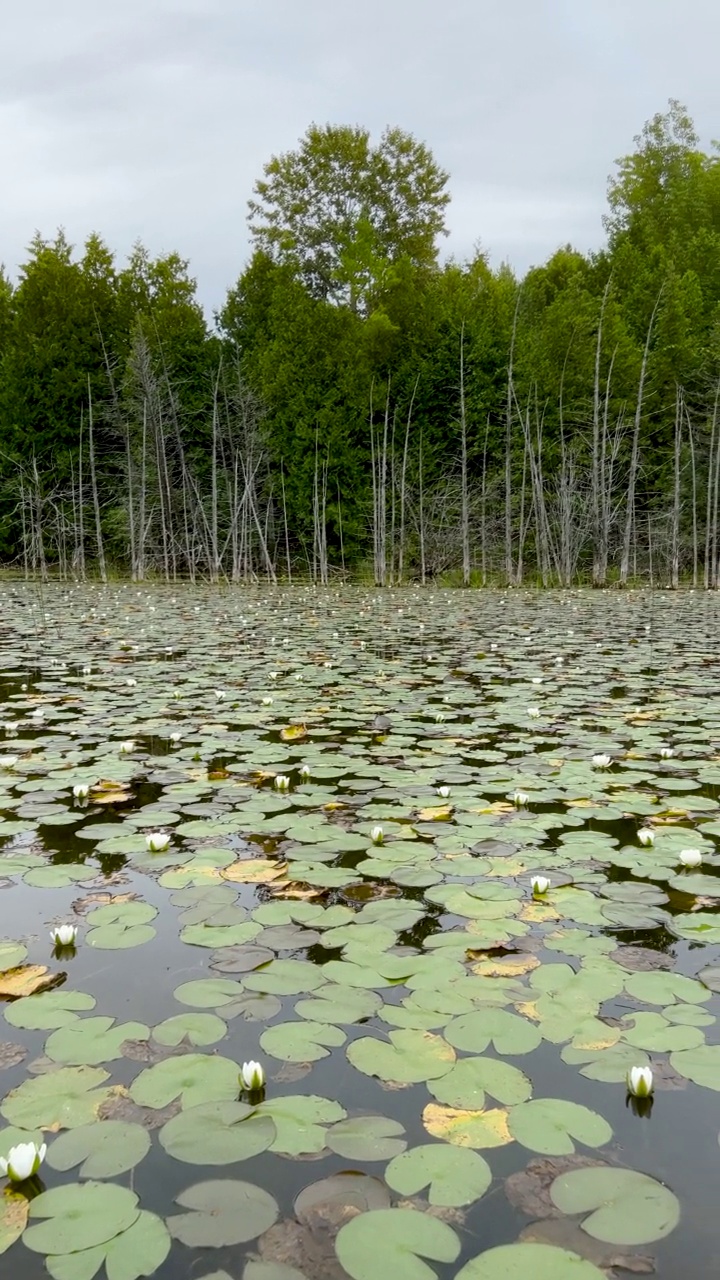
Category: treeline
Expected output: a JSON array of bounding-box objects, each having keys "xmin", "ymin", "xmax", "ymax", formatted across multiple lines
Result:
[{"xmin": 2, "ymin": 100, "xmax": 720, "ymax": 586}]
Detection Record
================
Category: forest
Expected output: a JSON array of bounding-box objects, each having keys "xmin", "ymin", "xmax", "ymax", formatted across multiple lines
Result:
[{"xmin": 1, "ymin": 99, "xmax": 719, "ymax": 587}]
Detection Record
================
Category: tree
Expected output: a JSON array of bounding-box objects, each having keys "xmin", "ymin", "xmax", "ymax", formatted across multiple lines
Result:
[{"xmin": 247, "ymin": 124, "xmax": 450, "ymax": 310}]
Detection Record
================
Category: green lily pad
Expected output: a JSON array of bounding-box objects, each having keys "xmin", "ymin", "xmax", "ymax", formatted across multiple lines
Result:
[
  {"xmin": 153, "ymin": 1013, "xmax": 228, "ymax": 1047},
  {"xmin": 335, "ymin": 1208, "xmax": 460, "ymax": 1280},
  {"xmin": 45, "ymin": 1121, "xmax": 151, "ymax": 1177},
  {"xmin": 2, "ymin": 1066, "xmax": 112, "ymax": 1130},
  {"xmin": 45, "ymin": 1017, "xmax": 151, "ymax": 1065},
  {"xmin": 427, "ymin": 1056, "xmax": 532, "ymax": 1109},
  {"xmin": 24, "ymin": 1182, "xmax": 140, "ymax": 1254},
  {"xmin": 326, "ymin": 1116, "xmax": 407, "ymax": 1161},
  {"xmin": 385, "ymin": 1145, "xmax": 491, "ymax": 1207},
  {"xmin": 258, "ymin": 1095, "xmax": 346, "ymax": 1156},
  {"xmin": 167, "ymin": 1179, "xmax": 279, "ymax": 1247},
  {"xmin": 507, "ymin": 1099, "xmax": 612, "ymax": 1155},
  {"xmin": 347, "ymin": 1030, "xmax": 455, "ymax": 1083},
  {"xmin": 159, "ymin": 1102, "xmax": 276, "ymax": 1164},
  {"xmin": 454, "ymin": 1242, "xmax": 605, "ymax": 1279},
  {"xmin": 129, "ymin": 1054, "xmax": 239, "ymax": 1109},
  {"xmin": 445, "ymin": 1009, "xmax": 542, "ymax": 1056},
  {"xmin": 550, "ymin": 1166, "xmax": 680, "ymax": 1245},
  {"xmin": 260, "ymin": 1020, "xmax": 346, "ymax": 1062},
  {"xmin": 4, "ymin": 990, "xmax": 96, "ymax": 1030}
]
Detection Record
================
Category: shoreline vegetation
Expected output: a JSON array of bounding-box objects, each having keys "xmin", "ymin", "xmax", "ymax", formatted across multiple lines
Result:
[{"xmin": 2, "ymin": 101, "xmax": 720, "ymax": 588}]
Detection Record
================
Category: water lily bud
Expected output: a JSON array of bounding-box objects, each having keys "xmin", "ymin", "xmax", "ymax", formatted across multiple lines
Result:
[
  {"xmin": 50, "ymin": 924, "xmax": 77, "ymax": 946},
  {"xmin": 679, "ymin": 849, "xmax": 702, "ymax": 868},
  {"xmin": 592, "ymin": 753, "xmax": 611, "ymax": 768},
  {"xmin": 0, "ymin": 755, "xmax": 19, "ymax": 769},
  {"xmin": 274, "ymin": 775, "xmax": 290, "ymax": 792},
  {"xmin": 531, "ymin": 875, "xmax": 550, "ymax": 897},
  {"xmin": 0, "ymin": 1141, "xmax": 46, "ymax": 1182},
  {"xmin": 370, "ymin": 825, "xmax": 384, "ymax": 846},
  {"xmin": 436, "ymin": 785, "xmax": 451, "ymax": 799},
  {"xmin": 82, "ymin": 665, "xmax": 92, "ymax": 676},
  {"xmin": 299, "ymin": 764, "xmax": 311, "ymax": 780},
  {"xmin": 659, "ymin": 747, "xmax": 674, "ymax": 759},
  {"xmin": 146, "ymin": 831, "xmax": 170, "ymax": 852},
  {"xmin": 512, "ymin": 790, "xmax": 529, "ymax": 807},
  {"xmin": 239, "ymin": 1060, "xmax": 265, "ymax": 1091},
  {"xmin": 527, "ymin": 707, "xmax": 541, "ymax": 719},
  {"xmin": 214, "ymin": 690, "xmax": 226, "ymax": 702},
  {"xmin": 169, "ymin": 732, "xmax": 181, "ymax": 744},
  {"xmin": 626, "ymin": 1065, "xmax": 653, "ymax": 1097},
  {"xmin": 637, "ymin": 828, "xmax": 655, "ymax": 847},
  {"xmin": 72, "ymin": 783, "xmax": 90, "ymax": 802},
  {"xmin": 261, "ymin": 696, "xmax": 274, "ymax": 706},
  {"xmin": 118, "ymin": 740, "xmax": 135, "ymax": 754},
  {"xmin": 126, "ymin": 678, "xmax": 137, "ymax": 688}
]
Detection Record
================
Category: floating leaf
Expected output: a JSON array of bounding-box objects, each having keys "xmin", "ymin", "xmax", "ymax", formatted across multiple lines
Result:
[
  {"xmin": 326, "ymin": 1116, "xmax": 406, "ymax": 1161},
  {"xmin": 159, "ymin": 1102, "xmax": 276, "ymax": 1165},
  {"xmin": 167, "ymin": 1179, "xmax": 279, "ymax": 1247},
  {"xmin": 0, "ymin": 1185, "xmax": 29, "ymax": 1256},
  {"xmin": 335, "ymin": 1208, "xmax": 460, "ymax": 1280},
  {"xmin": 4, "ymin": 990, "xmax": 95, "ymax": 1030},
  {"xmin": 0, "ymin": 965, "xmax": 64, "ymax": 999},
  {"xmin": 45, "ymin": 1121, "xmax": 151, "ymax": 1177},
  {"xmin": 153, "ymin": 1013, "xmax": 227, "ymax": 1047},
  {"xmin": 24, "ymin": 1182, "xmax": 140, "ymax": 1254},
  {"xmin": 422, "ymin": 1103, "xmax": 512, "ymax": 1149},
  {"xmin": 45, "ymin": 1017, "xmax": 151, "ymax": 1066},
  {"xmin": 507, "ymin": 1100, "xmax": 612, "ymax": 1155},
  {"xmin": 385, "ymin": 1144, "xmax": 491, "ymax": 1207},
  {"xmin": 259, "ymin": 1095, "xmax": 345, "ymax": 1156},
  {"xmin": 260, "ymin": 1020, "xmax": 346, "ymax": 1062},
  {"xmin": 129, "ymin": 1054, "xmax": 239, "ymax": 1110},
  {"xmin": 347, "ymin": 1030, "xmax": 455, "ymax": 1083},
  {"xmin": 445, "ymin": 1009, "xmax": 541, "ymax": 1056},
  {"xmin": 427, "ymin": 1056, "xmax": 532, "ymax": 1109},
  {"xmin": 550, "ymin": 1166, "xmax": 680, "ymax": 1245},
  {"xmin": 454, "ymin": 1242, "xmax": 605, "ymax": 1279},
  {"xmin": 2, "ymin": 1066, "xmax": 112, "ymax": 1130}
]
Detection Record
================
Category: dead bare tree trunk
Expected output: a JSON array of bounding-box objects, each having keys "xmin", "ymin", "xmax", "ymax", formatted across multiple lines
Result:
[
  {"xmin": 459, "ymin": 323, "xmax": 471, "ymax": 586},
  {"xmin": 592, "ymin": 281, "xmax": 611, "ymax": 586},
  {"xmin": 620, "ymin": 289, "xmax": 662, "ymax": 585},
  {"xmin": 87, "ymin": 378, "xmax": 107, "ymax": 582},
  {"xmin": 670, "ymin": 386, "xmax": 683, "ymax": 589},
  {"xmin": 505, "ymin": 295, "xmax": 520, "ymax": 584}
]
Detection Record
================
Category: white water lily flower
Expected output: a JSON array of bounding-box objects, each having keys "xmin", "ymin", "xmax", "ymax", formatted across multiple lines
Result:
[
  {"xmin": 214, "ymin": 690, "xmax": 226, "ymax": 701},
  {"xmin": 4, "ymin": 723, "xmax": 17, "ymax": 735},
  {"xmin": 627, "ymin": 1066, "xmax": 653, "ymax": 1097},
  {"xmin": 146, "ymin": 831, "xmax": 171, "ymax": 852},
  {"xmin": 527, "ymin": 707, "xmax": 541, "ymax": 719},
  {"xmin": 679, "ymin": 849, "xmax": 702, "ymax": 868},
  {"xmin": 239, "ymin": 1060, "xmax": 265, "ymax": 1091},
  {"xmin": 531, "ymin": 677, "xmax": 543, "ymax": 685},
  {"xmin": 0, "ymin": 1141, "xmax": 46, "ymax": 1182},
  {"xmin": 72, "ymin": 783, "xmax": 90, "ymax": 802},
  {"xmin": 261, "ymin": 696, "xmax": 274, "ymax": 706},
  {"xmin": 269, "ymin": 671, "xmax": 279, "ymax": 680},
  {"xmin": 659, "ymin": 747, "xmax": 674, "ymax": 759},
  {"xmin": 436, "ymin": 785, "xmax": 451, "ymax": 799},
  {"xmin": 370, "ymin": 825, "xmax": 384, "ymax": 845},
  {"xmin": 50, "ymin": 924, "xmax": 77, "ymax": 946},
  {"xmin": 169, "ymin": 732, "xmax": 181, "ymax": 744},
  {"xmin": 434, "ymin": 712, "xmax": 446, "ymax": 723},
  {"xmin": 299, "ymin": 764, "xmax": 311, "ymax": 780},
  {"xmin": 0, "ymin": 755, "xmax": 18, "ymax": 769},
  {"xmin": 512, "ymin": 790, "xmax": 529, "ymax": 807},
  {"xmin": 274, "ymin": 775, "xmax": 290, "ymax": 792},
  {"xmin": 118, "ymin": 740, "xmax": 135, "ymax": 754},
  {"xmin": 126, "ymin": 678, "xmax": 137, "ymax": 688},
  {"xmin": 637, "ymin": 828, "xmax": 655, "ymax": 847},
  {"xmin": 82, "ymin": 665, "xmax": 92, "ymax": 676},
  {"xmin": 531, "ymin": 875, "xmax": 550, "ymax": 896},
  {"xmin": 592, "ymin": 753, "xmax": 611, "ymax": 768}
]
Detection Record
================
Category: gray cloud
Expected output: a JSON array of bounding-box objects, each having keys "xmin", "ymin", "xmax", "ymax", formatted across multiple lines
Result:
[{"xmin": 1, "ymin": 0, "xmax": 718, "ymax": 316}]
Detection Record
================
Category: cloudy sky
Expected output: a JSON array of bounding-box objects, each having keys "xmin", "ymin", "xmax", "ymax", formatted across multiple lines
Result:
[{"xmin": 2, "ymin": 0, "xmax": 718, "ymax": 316}]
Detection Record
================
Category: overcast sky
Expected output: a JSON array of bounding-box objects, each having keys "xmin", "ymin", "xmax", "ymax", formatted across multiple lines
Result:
[{"xmin": 2, "ymin": 0, "xmax": 718, "ymax": 317}]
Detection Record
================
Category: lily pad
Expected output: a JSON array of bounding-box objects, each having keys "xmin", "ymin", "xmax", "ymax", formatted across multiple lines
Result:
[
  {"xmin": 167, "ymin": 1179, "xmax": 279, "ymax": 1247},
  {"xmin": 550, "ymin": 1166, "xmax": 680, "ymax": 1245},
  {"xmin": 45, "ymin": 1121, "xmax": 151, "ymax": 1177},
  {"xmin": 507, "ymin": 1100, "xmax": 612, "ymax": 1155},
  {"xmin": 454, "ymin": 1242, "xmax": 605, "ymax": 1279},
  {"xmin": 335, "ymin": 1208, "xmax": 461, "ymax": 1280},
  {"xmin": 24, "ymin": 1182, "xmax": 140, "ymax": 1254},
  {"xmin": 385, "ymin": 1144, "xmax": 491, "ymax": 1207}
]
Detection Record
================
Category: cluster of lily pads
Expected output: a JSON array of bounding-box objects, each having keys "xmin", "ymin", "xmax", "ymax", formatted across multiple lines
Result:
[{"xmin": 0, "ymin": 583, "xmax": 719, "ymax": 1279}]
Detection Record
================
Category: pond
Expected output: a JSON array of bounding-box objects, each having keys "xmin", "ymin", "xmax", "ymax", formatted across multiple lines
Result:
[{"xmin": 1, "ymin": 581, "xmax": 720, "ymax": 1280}]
